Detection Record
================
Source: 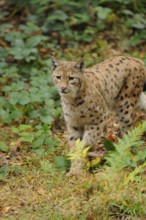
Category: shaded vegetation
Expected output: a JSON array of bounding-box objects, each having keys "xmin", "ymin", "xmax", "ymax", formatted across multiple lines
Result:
[{"xmin": 0, "ymin": 0, "xmax": 146, "ymax": 219}]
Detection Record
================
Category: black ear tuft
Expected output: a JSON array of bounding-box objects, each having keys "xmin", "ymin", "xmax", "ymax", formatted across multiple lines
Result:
[
  {"xmin": 74, "ymin": 56, "xmax": 85, "ymax": 72},
  {"xmin": 50, "ymin": 54, "xmax": 60, "ymax": 71}
]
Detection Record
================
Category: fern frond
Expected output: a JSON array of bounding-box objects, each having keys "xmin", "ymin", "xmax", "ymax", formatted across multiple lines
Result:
[
  {"xmin": 116, "ymin": 121, "xmax": 146, "ymax": 151},
  {"xmin": 67, "ymin": 139, "xmax": 90, "ymax": 161},
  {"xmin": 106, "ymin": 121, "xmax": 146, "ymax": 170},
  {"xmin": 124, "ymin": 161, "xmax": 146, "ymax": 185}
]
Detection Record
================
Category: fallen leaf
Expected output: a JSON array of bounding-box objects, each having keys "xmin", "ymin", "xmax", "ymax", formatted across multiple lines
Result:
[{"xmin": 2, "ymin": 206, "xmax": 11, "ymax": 213}]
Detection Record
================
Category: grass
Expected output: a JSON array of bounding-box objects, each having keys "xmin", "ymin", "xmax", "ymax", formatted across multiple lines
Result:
[
  {"xmin": 1, "ymin": 163, "xmax": 146, "ymax": 219},
  {"xmin": 0, "ymin": 124, "xmax": 146, "ymax": 219}
]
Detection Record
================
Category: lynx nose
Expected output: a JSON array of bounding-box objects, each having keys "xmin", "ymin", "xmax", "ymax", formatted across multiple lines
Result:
[{"xmin": 61, "ymin": 87, "xmax": 67, "ymax": 93}]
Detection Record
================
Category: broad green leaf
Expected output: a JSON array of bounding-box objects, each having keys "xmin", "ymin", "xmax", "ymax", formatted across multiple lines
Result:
[
  {"xmin": 2, "ymin": 85, "xmax": 12, "ymax": 92},
  {"xmin": 34, "ymin": 148, "xmax": 45, "ymax": 156},
  {"xmin": 95, "ymin": 6, "xmax": 112, "ymax": 20},
  {"xmin": 5, "ymin": 31, "xmax": 24, "ymax": 43},
  {"xmin": 18, "ymin": 96, "xmax": 30, "ymax": 105},
  {"xmin": 29, "ymin": 93, "xmax": 42, "ymax": 103},
  {"xmin": 54, "ymin": 156, "xmax": 69, "ymax": 171},
  {"xmin": 132, "ymin": 23, "xmax": 145, "ymax": 29},
  {"xmin": 35, "ymin": 129, "xmax": 44, "ymax": 137},
  {"xmin": 19, "ymin": 124, "xmax": 32, "ymax": 131},
  {"xmin": 47, "ymin": 10, "xmax": 67, "ymax": 21},
  {"xmin": 13, "ymin": 39, "xmax": 25, "ymax": 47},
  {"xmin": 27, "ymin": 35, "xmax": 44, "ymax": 47},
  {"xmin": 9, "ymin": 92, "xmax": 19, "ymax": 105},
  {"xmin": 0, "ymin": 172, "xmax": 7, "ymax": 180},
  {"xmin": 0, "ymin": 141, "xmax": 9, "ymax": 152},
  {"xmin": 40, "ymin": 115, "xmax": 53, "ymax": 124},
  {"xmin": 11, "ymin": 127, "xmax": 19, "ymax": 134},
  {"xmin": 19, "ymin": 136, "xmax": 34, "ymax": 143},
  {"xmin": 9, "ymin": 110, "xmax": 22, "ymax": 120},
  {"xmin": 32, "ymin": 137, "xmax": 45, "ymax": 149},
  {"xmin": 103, "ymin": 138, "xmax": 115, "ymax": 151},
  {"xmin": 0, "ymin": 110, "xmax": 8, "ymax": 119},
  {"xmin": 45, "ymin": 137, "xmax": 58, "ymax": 147}
]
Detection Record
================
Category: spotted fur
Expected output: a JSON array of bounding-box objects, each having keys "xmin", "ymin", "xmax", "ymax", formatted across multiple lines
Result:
[{"xmin": 51, "ymin": 55, "xmax": 146, "ymax": 173}]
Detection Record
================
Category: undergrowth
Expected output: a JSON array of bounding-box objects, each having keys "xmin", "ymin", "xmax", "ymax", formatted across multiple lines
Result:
[{"xmin": 0, "ymin": 0, "xmax": 146, "ymax": 219}]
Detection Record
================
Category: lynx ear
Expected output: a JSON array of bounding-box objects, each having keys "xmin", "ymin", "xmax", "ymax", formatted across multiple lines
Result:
[
  {"xmin": 74, "ymin": 56, "xmax": 85, "ymax": 72},
  {"xmin": 51, "ymin": 55, "xmax": 60, "ymax": 71}
]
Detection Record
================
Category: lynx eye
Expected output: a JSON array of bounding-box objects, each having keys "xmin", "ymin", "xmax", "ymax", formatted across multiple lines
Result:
[
  {"xmin": 68, "ymin": 76, "xmax": 75, "ymax": 81},
  {"xmin": 55, "ymin": 76, "xmax": 61, "ymax": 80}
]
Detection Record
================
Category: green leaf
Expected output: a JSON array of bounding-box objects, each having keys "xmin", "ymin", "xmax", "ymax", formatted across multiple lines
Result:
[
  {"xmin": 9, "ymin": 92, "xmax": 19, "ymax": 105},
  {"xmin": 0, "ymin": 166, "xmax": 9, "ymax": 180},
  {"xmin": 40, "ymin": 115, "xmax": 54, "ymax": 124},
  {"xmin": 0, "ymin": 172, "xmax": 7, "ymax": 180},
  {"xmin": 19, "ymin": 135, "xmax": 34, "ymax": 143},
  {"xmin": 0, "ymin": 97, "xmax": 7, "ymax": 105},
  {"xmin": 29, "ymin": 93, "xmax": 42, "ymax": 103},
  {"xmin": 18, "ymin": 96, "xmax": 30, "ymax": 105},
  {"xmin": 0, "ymin": 110, "xmax": 8, "ymax": 119},
  {"xmin": 32, "ymin": 137, "xmax": 45, "ymax": 149},
  {"xmin": 54, "ymin": 156, "xmax": 69, "ymax": 171},
  {"xmin": 132, "ymin": 23, "xmax": 145, "ymax": 29},
  {"xmin": 95, "ymin": 6, "xmax": 112, "ymax": 20},
  {"xmin": 72, "ymin": 13, "xmax": 90, "ymax": 24},
  {"xmin": 103, "ymin": 138, "xmax": 115, "ymax": 151},
  {"xmin": 19, "ymin": 124, "xmax": 32, "ymax": 131},
  {"xmin": 35, "ymin": 129, "xmax": 44, "ymax": 137},
  {"xmin": 9, "ymin": 110, "xmax": 22, "ymax": 120},
  {"xmin": 34, "ymin": 148, "xmax": 45, "ymax": 156},
  {"xmin": 0, "ymin": 141, "xmax": 9, "ymax": 152},
  {"xmin": 11, "ymin": 127, "xmax": 19, "ymax": 134},
  {"xmin": 45, "ymin": 137, "xmax": 58, "ymax": 147},
  {"xmin": 5, "ymin": 31, "xmax": 24, "ymax": 43},
  {"xmin": 47, "ymin": 10, "xmax": 67, "ymax": 21},
  {"xmin": 13, "ymin": 39, "xmax": 25, "ymax": 47},
  {"xmin": 2, "ymin": 83, "xmax": 25, "ymax": 92},
  {"xmin": 18, "ymin": 91, "xmax": 30, "ymax": 105},
  {"xmin": 27, "ymin": 35, "xmax": 44, "ymax": 47}
]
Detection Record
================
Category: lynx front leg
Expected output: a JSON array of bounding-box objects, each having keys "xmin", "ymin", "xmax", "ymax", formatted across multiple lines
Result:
[
  {"xmin": 67, "ymin": 115, "xmax": 107, "ymax": 175},
  {"xmin": 67, "ymin": 125, "xmax": 83, "ymax": 149},
  {"xmin": 83, "ymin": 121, "xmax": 106, "ymax": 152},
  {"xmin": 66, "ymin": 125, "xmax": 84, "ymax": 176}
]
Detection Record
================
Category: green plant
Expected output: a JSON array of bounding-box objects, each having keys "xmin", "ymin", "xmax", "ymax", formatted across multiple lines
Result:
[
  {"xmin": 0, "ymin": 166, "xmax": 9, "ymax": 180},
  {"xmin": 94, "ymin": 122, "xmax": 146, "ymax": 218},
  {"xmin": 106, "ymin": 122, "xmax": 146, "ymax": 171},
  {"xmin": 0, "ymin": 141, "xmax": 9, "ymax": 152},
  {"xmin": 11, "ymin": 124, "xmax": 60, "ymax": 156},
  {"xmin": 1, "ymin": 0, "xmax": 146, "ymax": 126}
]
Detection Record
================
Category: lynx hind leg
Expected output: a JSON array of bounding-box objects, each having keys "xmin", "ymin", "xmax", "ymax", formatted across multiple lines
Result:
[
  {"xmin": 115, "ymin": 79, "xmax": 144, "ymax": 133},
  {"xmin": 115, "ymin": 100, "xmax": 135, "ymax": 133}
]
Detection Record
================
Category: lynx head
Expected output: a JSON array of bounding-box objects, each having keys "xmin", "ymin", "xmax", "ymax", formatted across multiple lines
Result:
[{"xmin": 51, "ymin": 55, "xmax": 85, "ymax": 98}]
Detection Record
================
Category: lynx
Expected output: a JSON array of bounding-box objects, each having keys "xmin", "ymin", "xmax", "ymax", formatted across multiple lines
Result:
[{"xmin": 51, "ymin": 55, "xmax": 146, "ymax": 174}]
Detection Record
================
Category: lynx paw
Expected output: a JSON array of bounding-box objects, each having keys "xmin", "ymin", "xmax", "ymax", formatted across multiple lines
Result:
[{"xmin": 66, "ymin": 159, "xmax": 83, "ymax": 176}]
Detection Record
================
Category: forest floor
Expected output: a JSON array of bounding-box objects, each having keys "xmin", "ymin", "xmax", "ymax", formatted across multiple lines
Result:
[{"xmin": 0, "ymin": 1, "xmax": 146, "ymax": 219}]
